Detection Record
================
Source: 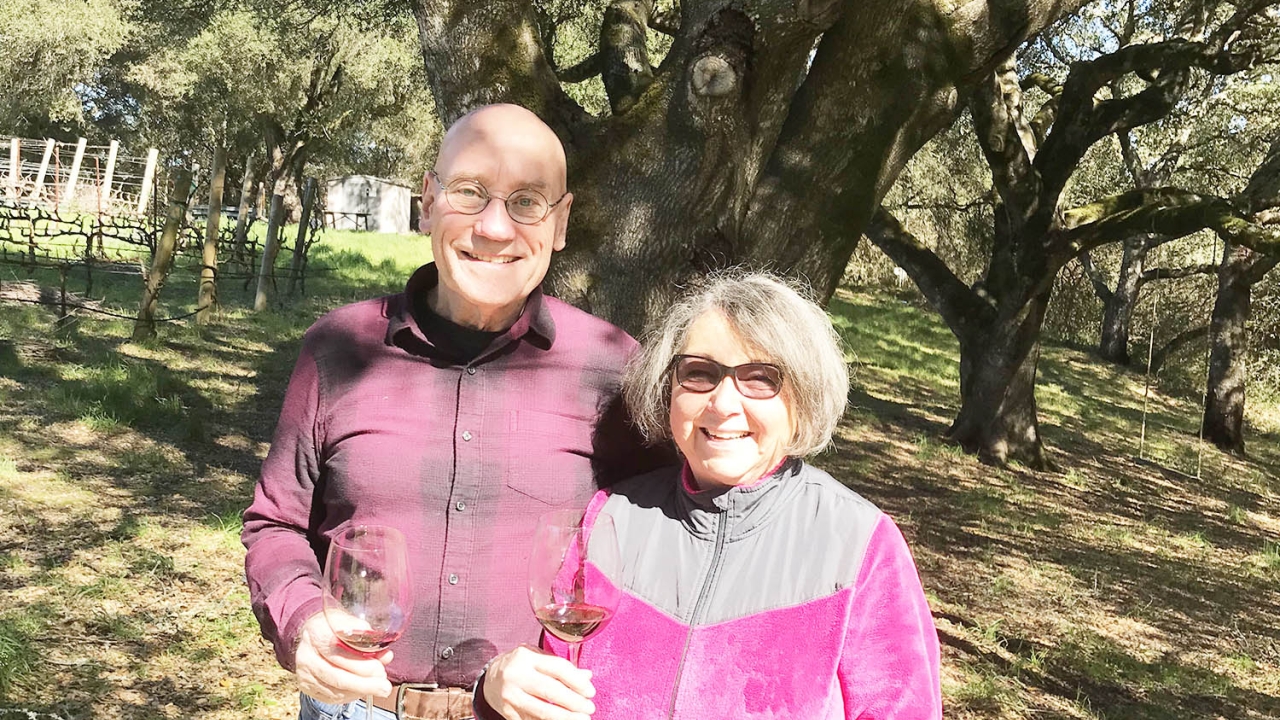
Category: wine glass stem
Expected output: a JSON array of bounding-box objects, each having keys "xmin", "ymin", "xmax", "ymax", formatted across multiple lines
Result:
[
  {"xmin": 367, "ymin": 694, "xmax": 375, "ymax": 720},
  {"xmin": 569, "ymin": 641, "xmax": 582, "ymax": 667}
]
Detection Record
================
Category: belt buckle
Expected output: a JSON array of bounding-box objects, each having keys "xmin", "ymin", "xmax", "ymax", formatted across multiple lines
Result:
[{"xmin": 396, "ymin": 682, "xmax": 439, "ymax": 719}]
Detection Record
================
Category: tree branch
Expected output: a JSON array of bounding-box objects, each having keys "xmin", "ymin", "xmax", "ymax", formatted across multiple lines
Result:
[
  {"xmin": 1140, "ymin": 262, "xmax": 1217, "ymax": 282},
  {"xmin": 1077, "ymin": 250, "xmax": 1113, "ymax": 302},
  {"xmin": 649, "ymin": 4, "xmax": 679, "ymax": 35},
  {"xmin": 1150, "ymin": 324, "xmax": 1209, "ymax": 375},
  {"xmin": 559, "ymin": 52, "xmax": 603, "ymax": 83},
  {"xmin": 863, "ymin": 206, "xmax": 992, "ymax": 336},
  {"xmin": 1037, "ymin": 38, "xmax": 1272, "ymax": 196},
  {"xmin": 1060, "ymin": 187, "xmax": 1280, "ymax": 258},
  {"xmin": 969, "ymin": 57, "xmax": 1040, "ymax": 221},
  {"xmin": 600, "ymin": 0, "xmax": 656, "ymax": 114}
]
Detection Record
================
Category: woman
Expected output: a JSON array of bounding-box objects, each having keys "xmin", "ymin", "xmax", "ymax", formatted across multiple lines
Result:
[{"xmin": 483, "ymin": 273, "xmax": 941, "ymax": 719}]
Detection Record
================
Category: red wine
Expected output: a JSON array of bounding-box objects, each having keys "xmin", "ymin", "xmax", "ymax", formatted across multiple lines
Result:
[
  {"xmin": 335, "ymin": 628, "xmax": 402, "ymax": 655},
  {"xmin": 535, "ymin": 602, "xmax": 612, "ymax": 643}
]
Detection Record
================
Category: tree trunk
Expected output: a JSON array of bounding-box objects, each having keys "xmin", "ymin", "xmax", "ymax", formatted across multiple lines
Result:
[
  {"xmin": 1098, "ymin": 237, "xmax": 1149, "ymax": 364},
  {"xmin": 409, "ymin": 0, "xmax": 1088, "ymax": 335},
  {"xmin": 197, "ymin": 146, "xmax": 227, "ymax": 324},
  {"xmin": 133, "ymin": 168, "xmax": 192, "ymax": 341},
  {"xmin": 1202, "ymin": 243, "xmax": 1279, "ymax": 455},
  {"xmin": 947, "ymin": 290, "xmax": 1052, "ymax": 468}
]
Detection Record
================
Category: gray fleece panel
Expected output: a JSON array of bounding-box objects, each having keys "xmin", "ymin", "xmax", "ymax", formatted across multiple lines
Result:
[{"xmin": 601, "ymin": 460, "xmax": 881, "ymax": 626}]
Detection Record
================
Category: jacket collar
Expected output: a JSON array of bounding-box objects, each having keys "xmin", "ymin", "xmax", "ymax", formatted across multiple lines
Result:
[{"xmin": 676, "ymin": 458, "xmax": 803, "ymax": 541}]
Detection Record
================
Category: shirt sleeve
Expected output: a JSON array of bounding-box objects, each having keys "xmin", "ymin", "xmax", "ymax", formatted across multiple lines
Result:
[
  {"xmin": 241, "ymin": 336, "xmax": 327, "ymax": 671},
  {"xmin": 839, "ymin": 514, "xmax": 942, "ymax": 719}
]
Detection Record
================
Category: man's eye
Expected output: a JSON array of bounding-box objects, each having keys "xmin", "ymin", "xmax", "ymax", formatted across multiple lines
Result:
[{"xmin": 453, "ymin": 183, "xmax": 484, "ymax": 198}]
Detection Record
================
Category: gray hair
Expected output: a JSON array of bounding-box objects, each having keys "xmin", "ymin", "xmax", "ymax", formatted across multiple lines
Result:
[{"xmin": 623, "ymin": 272, "xmax": 849, "ymax": 457}]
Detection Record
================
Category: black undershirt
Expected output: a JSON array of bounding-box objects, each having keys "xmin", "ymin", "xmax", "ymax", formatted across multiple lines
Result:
[{"xmin": 413, "ymin": 293, "xmax": 505, "ymax": 363}]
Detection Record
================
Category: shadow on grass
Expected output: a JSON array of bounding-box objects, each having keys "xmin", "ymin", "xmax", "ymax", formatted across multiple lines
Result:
[{"xmin": 825, "ymin": 289, "xmax": 1280, "ymax": 719}]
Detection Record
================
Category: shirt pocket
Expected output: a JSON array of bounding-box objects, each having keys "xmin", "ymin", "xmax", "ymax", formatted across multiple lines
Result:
[{"xmin": 505, "ymin": 409, "xmax": 598, "ymax": 507}]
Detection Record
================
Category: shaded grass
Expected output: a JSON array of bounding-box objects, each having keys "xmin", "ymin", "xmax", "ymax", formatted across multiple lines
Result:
[{"xmin": 830, "ymin": 288, "xmax": 1280, "ymax": 719}]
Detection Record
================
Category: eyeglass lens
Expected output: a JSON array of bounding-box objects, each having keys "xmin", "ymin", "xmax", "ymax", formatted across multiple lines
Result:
[
  {"xmin": 673, "ymin": 355, "xmax": 783, "ymax": 399},
  {"xmin": 443, "ymin": 178, "xmax": 549, "ymax": 224}
]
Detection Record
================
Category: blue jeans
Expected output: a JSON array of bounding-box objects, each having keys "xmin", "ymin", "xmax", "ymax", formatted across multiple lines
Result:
[{"xmin": 298, "ymin": 694, "xmax": 395, "ymax": 720}]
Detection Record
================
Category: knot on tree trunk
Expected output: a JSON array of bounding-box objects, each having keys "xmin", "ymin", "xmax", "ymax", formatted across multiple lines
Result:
[
  {"xmin": 691, "ymin": 55, "xmax": 738, "ymax": 97},
  {"xmin": 687, "ymin": 8, "xmax": 754, "ymax": 106}
]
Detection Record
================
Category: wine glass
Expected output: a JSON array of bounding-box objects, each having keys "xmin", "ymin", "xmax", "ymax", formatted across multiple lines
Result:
[
  {"xmin": 323, "ymin": 525, "xmax": 412, "ymax": 720},
  {"xmin": 528, "ymin": 508, "xmax": 621, "ymax": 666}
]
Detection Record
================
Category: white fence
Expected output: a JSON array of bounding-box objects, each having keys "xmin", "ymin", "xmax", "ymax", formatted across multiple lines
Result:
[{"xmin": 0, "ymin": 136, "xmax": 160, "ymax": 215}]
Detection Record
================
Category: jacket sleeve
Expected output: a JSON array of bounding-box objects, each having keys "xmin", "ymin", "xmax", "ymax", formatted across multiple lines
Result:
[
  {"xmin": 839, "ymin": 514, "xmax": 942, "ymax": 719},
  {"xmin": 241, "ymin": 336, "xmax": 327, "ymax": 672}
]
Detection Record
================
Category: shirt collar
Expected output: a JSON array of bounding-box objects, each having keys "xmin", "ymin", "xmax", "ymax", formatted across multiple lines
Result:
[{"xmin": 385, "ymin": 263, "xmax": 557, "ymax": 354}]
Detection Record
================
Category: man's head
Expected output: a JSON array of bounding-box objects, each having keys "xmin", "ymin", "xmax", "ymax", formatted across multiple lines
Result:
[{"xmin": 420, "ymin": 104, "xmax": 572, "ymax": 331}]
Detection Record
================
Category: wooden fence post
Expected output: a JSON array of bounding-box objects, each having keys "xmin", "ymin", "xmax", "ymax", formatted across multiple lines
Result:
[
  {"xmin": 230, "ymin": 160, "xmax": 256, "ymax": 270},
  {"xmin": 8, "ymin": 138, "xmax": 19, "ymax": 199},
  {"xmin": 289, "ymin": 178, "xmax": 316, "ymax": 295},
  {"xmin": 136, "ymin": 148, "xmax": 159, "ymax": 215},
  {"xmin": 33, "ymin": 139, "xmax": 54, "ymax": 204},
  {"xmin": 101, "ymin": 140, "xmax": 119, "ymax": 212},
  {"xmin": 133, "ymin": 167, "xmax": 192, "ymax": 340},
  {"xmin": 198, "ymin": 147, "xmax": 227, "ymax": 324},
  {"xmin": 253, "ymin": 191, "xmax": 286, "ymax": 311},
  {"xmin": 62, "ymin": 138, "xmax": 87, "ymax": 210}
]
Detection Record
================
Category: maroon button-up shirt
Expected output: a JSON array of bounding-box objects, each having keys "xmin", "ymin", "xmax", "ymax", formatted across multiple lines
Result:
[{"xmin": 242, "ymin": 264, "xmax": 669, "ymax": 686}]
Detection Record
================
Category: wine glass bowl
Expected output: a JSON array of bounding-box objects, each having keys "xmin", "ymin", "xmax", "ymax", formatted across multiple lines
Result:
[
  {"xmin": 528, "ymin": 508, "xmax": 621, "ymax": 665},
  {"xmin": 323, "ymin": 525, "xmax": 412, "ymax": 717}
]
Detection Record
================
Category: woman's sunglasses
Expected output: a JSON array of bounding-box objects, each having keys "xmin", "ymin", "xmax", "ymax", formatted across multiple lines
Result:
[{"xmin": 669, "ymin": 354, "xmax": 784, "ymax": 399}]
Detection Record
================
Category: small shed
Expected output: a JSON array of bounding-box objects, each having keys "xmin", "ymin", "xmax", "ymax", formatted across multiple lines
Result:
[{"xmin": 324, "ymin": 175, "xmax": 413, "ymax": 234}]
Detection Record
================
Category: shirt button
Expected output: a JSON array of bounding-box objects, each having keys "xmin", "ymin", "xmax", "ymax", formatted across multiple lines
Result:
[
  {"xmin": 466, "ymin": 366, "xmax": 476, "ymax": 375},
  {"xmin": 440, "ymin": 646, "xmax": 454, "ymax": 660},
  {"xmin": 455, "ymin": 500, "xmax": 466, "ymax": 512},
  {"xmin": 461, "ymin": 430, "xmax": 472, "ymax": 442},
  {"xmin": 448, "ymin": 573, "xmax": 459, "ymax": 585}
]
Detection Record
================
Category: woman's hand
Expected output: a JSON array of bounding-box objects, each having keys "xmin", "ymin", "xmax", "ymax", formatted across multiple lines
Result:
[
  {"xmin": 293, "ymin": 612, "xmax": 394, "ymax": 704},
  {"xmin": 483, "ymin": 645, "xmax": 596, "ymax": 720}
]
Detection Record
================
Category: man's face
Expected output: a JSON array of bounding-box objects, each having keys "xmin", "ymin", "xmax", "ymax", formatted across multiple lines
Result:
[{"xmin": 420, "ymin": 108, "xmax": 572, "ymax": 330}]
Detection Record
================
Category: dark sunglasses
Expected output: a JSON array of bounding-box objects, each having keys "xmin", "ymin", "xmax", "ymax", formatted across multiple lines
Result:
[{"xmin": 669, "ymin": 354, "xmax": 784, "ymax": 399}]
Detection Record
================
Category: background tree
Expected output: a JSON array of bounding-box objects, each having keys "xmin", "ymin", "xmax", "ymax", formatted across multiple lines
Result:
[
  {"xmin": 863, "ymin": 1, "xmax": 1279, "ymax": 466},
  {"xmin": 0, "ymin": 0, "xmax": 132, "ymax": 138}
]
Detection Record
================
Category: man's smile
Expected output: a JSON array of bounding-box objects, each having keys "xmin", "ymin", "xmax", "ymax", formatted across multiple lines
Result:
[{"xmin": 461, "ymin": 250, "xmax": 519, "ymax": 264}]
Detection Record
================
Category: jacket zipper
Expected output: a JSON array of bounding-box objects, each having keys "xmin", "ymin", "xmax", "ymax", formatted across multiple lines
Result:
[{"xmin": 666, "ymin": 509, "xmax": 729, "ymax": 719}]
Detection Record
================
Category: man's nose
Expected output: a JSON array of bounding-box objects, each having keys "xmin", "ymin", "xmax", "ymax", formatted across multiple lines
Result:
[{"xmin": 473, "ymin": 197, "xmax": 517, "ymax": 242}]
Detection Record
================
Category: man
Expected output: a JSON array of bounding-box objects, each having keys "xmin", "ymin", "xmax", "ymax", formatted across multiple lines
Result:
[{"xmin": 243, "ymin": 104, "xmax": 667, "ymax": 720}]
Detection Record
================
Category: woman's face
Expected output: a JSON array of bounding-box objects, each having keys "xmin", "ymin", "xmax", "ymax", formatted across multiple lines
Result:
[{"xmin": 669, "ymin": 310, "xmax": 793, "ymax": 491}]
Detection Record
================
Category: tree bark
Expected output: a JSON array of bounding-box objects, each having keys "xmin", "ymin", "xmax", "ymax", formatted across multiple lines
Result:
[
  {"xmin": 198, "ymin": 146, "xmax": 227, "ymax": 324},
  {"xmin": 1202, "ymin": 242, "xmax": 1279, "ymax": 455},
  {"xmin": 408, "ymin": 0, "xmax": 1091, "ymax": 334},
  {"xmin": 133, "ymin": 168, "xmax": 192, "ymax": 341},
  {"xmin": 948, "ymin": 291, "xmax": 1052, "ymax": 468},
  {"xmin": 1098, "ymin": 237, "xmax": 1149, "ymax": 364}
]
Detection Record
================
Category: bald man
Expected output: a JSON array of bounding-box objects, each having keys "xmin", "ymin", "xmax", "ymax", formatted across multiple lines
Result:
[{"xmin": 243, "ymin": 105, "xmax": 669, "ymax": 720}]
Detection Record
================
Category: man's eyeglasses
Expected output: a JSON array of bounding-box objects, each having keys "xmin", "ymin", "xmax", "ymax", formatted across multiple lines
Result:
[
  {"xmin": 430, "ymin": 171, "xmax": 567, "ymax": 225},
  {"xmin": 669, "ymin": 354, "xmax": 784, "ymax": 400}
]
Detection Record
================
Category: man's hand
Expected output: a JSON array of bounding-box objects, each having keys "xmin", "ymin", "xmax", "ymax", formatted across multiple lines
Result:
[
  {"xmin": 483, "ymin": 645, "xmax": 596, "ymax": 720},
  {"xmin": 294, "ymin": 612, "xmax": 395, "ymax": 704}
]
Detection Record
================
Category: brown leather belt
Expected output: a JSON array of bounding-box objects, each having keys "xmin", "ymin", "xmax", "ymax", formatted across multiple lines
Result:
[{"xmin": 371, "ymin": 683, "xmax": 473, "ymax": 720}]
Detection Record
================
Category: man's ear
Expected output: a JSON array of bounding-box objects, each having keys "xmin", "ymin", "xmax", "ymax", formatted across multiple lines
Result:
[
  {"xmin": 419, "ymin": 171, "xmax": 435, "ymax": 231},
  {"xmin": 553, "ymin": 192, "xmax": 573, "ymax": 252}
]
